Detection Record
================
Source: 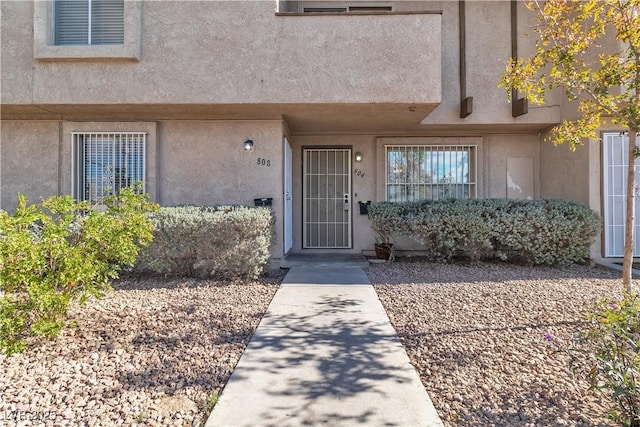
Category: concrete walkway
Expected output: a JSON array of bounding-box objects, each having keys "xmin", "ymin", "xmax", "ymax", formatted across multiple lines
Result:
[{"xmin": 205, "ymin": 267, "xmax": 443, "ymax": 427}]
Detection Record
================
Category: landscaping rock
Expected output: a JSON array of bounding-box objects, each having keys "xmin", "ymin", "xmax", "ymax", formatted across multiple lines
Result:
[
  {"xmin": 368, "ymin": 261, "xmax": 629, "ymax": 427},
  {"xmin": 2, "ymin": 262, "xmax": 629, "ymax": 426},
  {"xmin": 0, "ymin": 274, "xmax": 282, "ymax": 427}
]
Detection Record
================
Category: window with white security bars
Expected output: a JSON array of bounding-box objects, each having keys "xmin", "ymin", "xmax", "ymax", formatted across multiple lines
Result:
[
  {"xmin": 54, "ymin": 0, "xmax": 124, "ymax": 45},
  {"xmin": 386, "ymin": 145, "xmax": 477, "ymax": 202},
  {"xmin": 72, "ymin": 132, "xmax": 146, "ymax": 203}
]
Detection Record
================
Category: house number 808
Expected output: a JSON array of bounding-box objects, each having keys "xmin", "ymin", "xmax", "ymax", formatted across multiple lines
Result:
[{"xmin": 257, "ymin": 158, "xmax": 271, "ymax": 167}]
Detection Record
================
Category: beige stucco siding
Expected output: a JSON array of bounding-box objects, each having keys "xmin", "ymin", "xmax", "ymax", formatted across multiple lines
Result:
[
  {"xmin": 0, "ymin": 119, "xmax": 604, "ymax": 258},
  {"xmin": 421, "ymin": 1, "xmax": 561, "ymax": 127},
  {"xmin": 1, "ymin": 121, "xmax": 60, "ymax": 209},
  {"xmin": 158, "ymin": 121, "xmax": 283, "ymax": 205},
  {"xmin": 157, "ymin": 120, "xmax": 285, "ymax": 257},
  {"xmin": 0, "ymin": 1, "xmax": 33, "ymax": 106},
  {"xmin": 1, "ymin": 119, "xmax": 286, "ymax": 258},
  {"xmin": 1, "ymin": 0, "xmax": 619, "ymax": 260},
  {"xmin": 539, "ymin": 138, "xmax": 591, "ymax": 204},
  {"xmin": 2, "ymin": 1, "xmax": 441, "ymax": 107},
  {"xmin": 484, "ymin": 134, "xmax": 539, "ymax": 199}
]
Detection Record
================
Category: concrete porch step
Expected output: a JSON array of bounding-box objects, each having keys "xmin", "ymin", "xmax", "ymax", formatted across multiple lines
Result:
[{"xmin": 280, "ymin": 253, "xmax": 369, "ymax": 269}]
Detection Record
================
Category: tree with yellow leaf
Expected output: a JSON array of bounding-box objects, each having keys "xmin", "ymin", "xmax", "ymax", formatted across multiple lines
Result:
[{"xmin": 501, "ymin": 0, "xmax": 640, "ymax": 291}]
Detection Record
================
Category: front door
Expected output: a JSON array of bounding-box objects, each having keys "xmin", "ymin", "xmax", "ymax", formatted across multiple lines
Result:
[{"xmin": 303, "ymin": 148, "xmax": 352, "ymax": 248}]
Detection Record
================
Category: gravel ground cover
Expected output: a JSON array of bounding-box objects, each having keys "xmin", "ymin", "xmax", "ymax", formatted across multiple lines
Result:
[
  {"xmin": 0, "ymin": 274, "xmax": 282, "ymax": 427},
  {"xmin": 368, "ymin": 261, "xmax": 634, "ymax": 427}
]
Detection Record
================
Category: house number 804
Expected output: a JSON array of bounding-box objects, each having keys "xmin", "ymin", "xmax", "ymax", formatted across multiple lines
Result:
[{"xmin": 257, "ymin": 158, "xmax": 271, "ymax": 167}]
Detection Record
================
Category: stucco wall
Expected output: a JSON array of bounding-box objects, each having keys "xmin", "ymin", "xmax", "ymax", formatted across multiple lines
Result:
[
  {"xmin": 375, "ymin": 135, "xmax": 539, "ymax": 202},
  {"xmin": 1, "ymin": 119, "xmax": 286, "ymax": 258},
  {"xmin": 1, "ymin": 121, "xmax": 60, "ymax": 209},
  {"xmin": 1, "ymin": 118, "xmax": 597, "ymax": 258},
  {"xmin": 420, "ymin": 1, "xmax": 562, "ymax": 127},
  {"xmin": 1, "ymin": 0, "xmax": 617, "ymax": 260},
  {"xmin": 2, "ymin": 1, "xmax": 441, "ymax": 106},
  {"xmin": 157, "ymin": 120, "xmax": 285, "ymax": 257},
  {"xmin": 2, "ymin": 0, "xmax": 581, "ymax": 134},
  {"xmin": 157, "ymin": 121, "xmax": 282, "ymax": 204},
  {"xmin": 484, "ymin": 134, "xmax": 539, "ymax": 199},
  {"xmin": 539, "ymin": 136, "xmax": 591, "ymax": 204}
]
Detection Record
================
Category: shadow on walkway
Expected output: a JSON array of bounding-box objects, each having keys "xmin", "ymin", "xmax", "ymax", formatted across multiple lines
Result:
[{"xmin": 207, "ymin": 267, "xmax": 443, "ymax": 427}]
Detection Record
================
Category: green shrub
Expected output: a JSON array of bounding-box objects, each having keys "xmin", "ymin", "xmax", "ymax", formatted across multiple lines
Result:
[
  {"xmin": 367, "ymin": 202, "xmax": 404, "ymax": 244},
  {"xmin": 0, "ymin": 188, "xmax": 158, "ymax": 355},
  {"xmin": 408, "ymin": 199, "xmax": 495, "ymax": 262},
  {"xmin": 491, "ymin": 199, "xmax": 601, "ymax": 265},
  {"xmin": 586, "ymin": 293, "xmax": 640, "ymax": 426},
  {"xmin": 135, "ymin": 205, "xmax": 275, "ymax": 279},
  {"xmin": 558, "ymin": 294, "xmax": 640, "ymax": 426},
  {"xmin": 368, "ymin": 198, "xmax": 600, "ymax": 265}
]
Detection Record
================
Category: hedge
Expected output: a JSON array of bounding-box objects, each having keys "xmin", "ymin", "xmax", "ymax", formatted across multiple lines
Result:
[
  {"xmin": 368, "ymin": 199, "xmax": 600, "ymax": 265},
  {"xmin": 134, "ymin": 205, "xmax": 275, "ymax": 279}
]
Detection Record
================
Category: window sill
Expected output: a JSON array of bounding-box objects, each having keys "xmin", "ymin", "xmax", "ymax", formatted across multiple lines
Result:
[
  {"xmin": 34, "ymin": 44, "xmax": 140, "ymax": 62},
  {"xmin": 274, "ymin": 10, "xmax": 442, "ymax": 16}
]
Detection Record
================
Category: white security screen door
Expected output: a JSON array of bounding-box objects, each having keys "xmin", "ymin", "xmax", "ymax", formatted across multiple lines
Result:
[
  {"xmin": 303, "ymin": 148, "xmax": 352, "ymax": 248},
  {"xmin": 284, "ymin": 138, "xmax": 293, "ymax": 254},
  {"xmin": 603, "ymin": 132, "xmax": 640, "ymax": 257}
]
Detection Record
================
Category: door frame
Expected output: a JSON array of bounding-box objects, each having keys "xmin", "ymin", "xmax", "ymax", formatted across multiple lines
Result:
[
  {"xmin": 302, "ymin": 146, "xmax": 353, "ymax": 249},
  {"xmin": 283, "ymin": 137, "xmax": 293, "ymax": 254}
]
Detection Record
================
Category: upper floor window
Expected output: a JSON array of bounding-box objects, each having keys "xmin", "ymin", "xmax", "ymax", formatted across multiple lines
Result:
[
  {"xmin": 54, "ymin": 0, "xmax": 124, "ymax": 46},
  {"xmin": 299, "ymin": 3, "xmax": 393, "ymax": 13},
  {"xmin": 386, "ymin": 145, "xmax": 477, "ymax": 202},
  {"xmin": 34, "ymin": 0, "xmax": 140, "ymax": 60}
]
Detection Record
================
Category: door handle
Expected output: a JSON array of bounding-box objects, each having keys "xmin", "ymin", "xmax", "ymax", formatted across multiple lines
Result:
[{"xmin": 344, "ymin": 194, "xmax": 350, "ymax": 211}]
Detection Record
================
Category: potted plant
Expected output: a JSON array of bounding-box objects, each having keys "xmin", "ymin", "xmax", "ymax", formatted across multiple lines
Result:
[
  {"xmin": 368, "ymin": 202, "xmax": 398, "ymax": 261},
  {"xmin": 373, "ymin": 229, "xmax": 395, "ymax": 261}
]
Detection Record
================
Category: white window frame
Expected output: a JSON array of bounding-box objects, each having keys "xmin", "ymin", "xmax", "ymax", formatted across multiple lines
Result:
[
  {"xmin": 34, "ymin": 0, "xmax": 141, "ymax": 61},
  {"xmin": 299, "ymin": 2, "xmax": 394, "ymax": 13},
  {"xmin": 71, "ymin": 132, "xmax": 146, "ymax": 203},
  {"xmin": 53, "ymin": 0, "xmax": 124, "ymax": 46},
  {"xmin": 602, "ymin": 131, "xmax": 639, "ymax": 257},
  {"xmin": 385, "ymin": 145, "xmax": 477, "ymax": 202}
]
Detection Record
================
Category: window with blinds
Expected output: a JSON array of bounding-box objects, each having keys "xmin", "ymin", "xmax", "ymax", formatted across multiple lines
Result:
[
  {"xmin": 300, "ymin": 3, "xmax": 393, "ymax": 12},
  {"xmin": 72, "ymin": 132, "xmax": 146, "ymax": 203},
  {"xmin": 386, "ymin": 145, "xmax": 477, "ymax": 202},
  {"xmin": 54, "ymin": 0, "xmax": 124, "ymax": 45}
]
